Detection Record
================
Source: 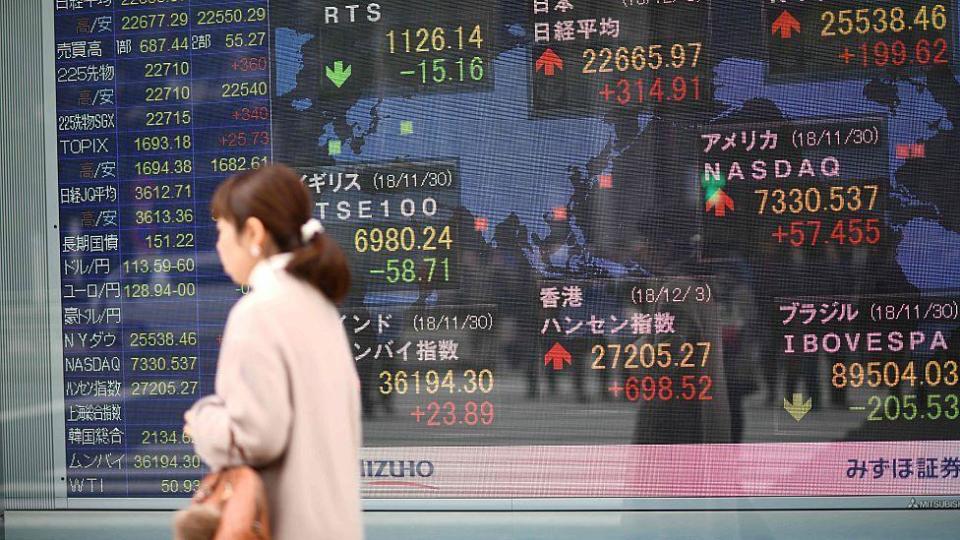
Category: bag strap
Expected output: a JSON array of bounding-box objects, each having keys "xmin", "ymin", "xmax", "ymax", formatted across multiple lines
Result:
[
  {"xmin": 227, "ymin": 429, "xmax": 270, "ymax": 538},
  {"xmin": 190, "ymin": 427, "xmax": 243, "ymax": 505}
]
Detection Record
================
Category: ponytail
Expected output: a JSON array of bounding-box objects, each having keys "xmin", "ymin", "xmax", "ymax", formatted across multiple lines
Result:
[{"xmin": 287, "ymin": 232, "xmax": 351, "ymax": 305}]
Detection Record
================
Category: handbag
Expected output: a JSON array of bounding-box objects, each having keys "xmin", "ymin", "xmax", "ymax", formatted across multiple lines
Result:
[{"xmin": 172, "ymin": 466, "xmax": 272, "ymax": 540}]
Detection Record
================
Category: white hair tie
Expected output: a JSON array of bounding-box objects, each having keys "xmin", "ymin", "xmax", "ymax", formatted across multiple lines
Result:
[{"xmin": 300, "ymin": 218, "xmax": 324, "ymax": 243}]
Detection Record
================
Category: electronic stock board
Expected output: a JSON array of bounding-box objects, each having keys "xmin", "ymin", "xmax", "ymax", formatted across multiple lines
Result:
[{"xmin": 52, "ymin": 0, "xmax": 960, "ymax": 506}]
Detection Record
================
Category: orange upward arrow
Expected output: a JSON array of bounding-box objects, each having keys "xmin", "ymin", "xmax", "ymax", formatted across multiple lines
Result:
[{"xmin": 772, "ymin": 10, "xmax": 801, "ymax": 39}]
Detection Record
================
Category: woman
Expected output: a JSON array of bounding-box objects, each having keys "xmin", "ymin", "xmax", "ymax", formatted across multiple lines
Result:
[{"xmin": 184, "ymin": 164, "xmax": 362, "ymax": 540}]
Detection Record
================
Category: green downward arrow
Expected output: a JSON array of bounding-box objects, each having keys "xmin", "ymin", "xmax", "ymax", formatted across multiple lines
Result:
[{"xmin": 325, "ymin": 60, "xmax": 352, "ymax": 88}]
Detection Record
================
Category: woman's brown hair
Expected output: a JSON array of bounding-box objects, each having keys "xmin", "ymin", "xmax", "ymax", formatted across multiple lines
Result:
[{"xmin": 210, "ymin": 164, "xmax": 350, "ymax": 304}]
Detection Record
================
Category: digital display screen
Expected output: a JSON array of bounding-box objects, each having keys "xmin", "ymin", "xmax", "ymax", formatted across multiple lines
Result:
[{"xmin": 53, "ymin": 0, "xmax": 960, "ymax": 501}]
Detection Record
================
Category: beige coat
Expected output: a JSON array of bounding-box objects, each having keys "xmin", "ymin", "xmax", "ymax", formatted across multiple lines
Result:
[{"xmin": 187, "ymin": 253, "xmax": 363, "ymax": 540}]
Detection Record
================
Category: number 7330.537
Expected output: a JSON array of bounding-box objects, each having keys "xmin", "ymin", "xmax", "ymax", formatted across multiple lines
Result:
[{"xmin": 755, "ymin": 185, "xmax": 879, "ymax": 215}]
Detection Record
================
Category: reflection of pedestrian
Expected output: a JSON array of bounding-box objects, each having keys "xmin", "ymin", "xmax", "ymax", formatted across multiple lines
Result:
[
  {"xmin": 184, "ymin": 165, "xmax": 361, "ymax": 539},
  {"xmin": 440, "ymin": 207, "xmax": 494, "ymax": 369},
  {"xmin": 717, "ymin": 266, "xmax": 760, "ymax": 443},
  {"xmin": 723, "ymin": 325, "xmax": 744, "ymax": 441},
  {"xmin": 347, "ymin": 262, "xmax": 393, "ymax": 420},
  {"xmin": 756, "ymin": 249, "xmax": 789, "ymax": 405},
  {"xmin": 492, "ymin": 214, "xmax": 543, "ymax": 398},
  {"xmin": 563, "ymin": 337, "xmax": 589, "ymax": 403},
  {"xmin": 630, "ymin": 244, "xmax": 732, "ymax": 445},
  {"xmin": 354, "ymin": 306, "xmax": 394, "ymax": 419},
  {"xmin": 630, "ymin": 291, "xmax": 732, "ymax": 445}
]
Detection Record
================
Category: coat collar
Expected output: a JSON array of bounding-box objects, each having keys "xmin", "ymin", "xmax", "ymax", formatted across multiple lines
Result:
[{"xmin": 248, "ymin": 252, "xmax": 295, "ymax": 292}]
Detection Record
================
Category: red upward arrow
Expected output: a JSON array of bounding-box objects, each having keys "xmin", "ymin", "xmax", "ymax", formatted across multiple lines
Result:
[
  {"xmin": 536, "ymin": 48, "xmax": 564, "ymax": 77},
  {"xmin": 544, "ymin": 342, "xmax": 572, "ymax": 370},
  {"xmin": 705, "ymin": 190, "xmax": 735, "ymax": 218},
  {"xmin": 772, "ymin": 10, "xmax": 801, "ymax": 39}
]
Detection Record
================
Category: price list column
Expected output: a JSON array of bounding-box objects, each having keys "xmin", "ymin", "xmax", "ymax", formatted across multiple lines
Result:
[
  {"xmin": 112, "ymin": 0, "xmax": 271, "ymax": 497},
  {"xmin": 189, "ymin": 0, "xmax": 271, "ymax": 479},
  {"xmin": 190, "ymin": 1, "xmax": 271, "ymax": 295},
  {"xmin": 113, "ymin": 0, "xmax": 204, "ymax": 497},
  {"xmin": 191, "ymin": 1, "xmax": 270, "ymax": 188},
  {"xmin": 55, "ymin": 0, "xmax": 125, "ymax": 498},
  {"xmin": 54, "ymin": 0, "xmax": 273, "ymax": 499}
]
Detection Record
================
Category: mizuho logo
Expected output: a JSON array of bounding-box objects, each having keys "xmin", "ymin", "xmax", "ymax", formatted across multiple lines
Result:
[{"xmin": 360, "ymin": 460, "xmax": 435, "ymax": 479}]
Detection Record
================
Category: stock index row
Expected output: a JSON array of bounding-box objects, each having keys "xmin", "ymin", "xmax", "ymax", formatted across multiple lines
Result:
[{"xmin": 54, "ymin": 0, "xmax": 960, "ymax": 500}]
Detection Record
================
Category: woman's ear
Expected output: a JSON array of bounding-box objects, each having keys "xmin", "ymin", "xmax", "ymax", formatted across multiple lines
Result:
[{"xmin": 241, "ymin": 216, "xmax": 268, "ymax": 250}]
